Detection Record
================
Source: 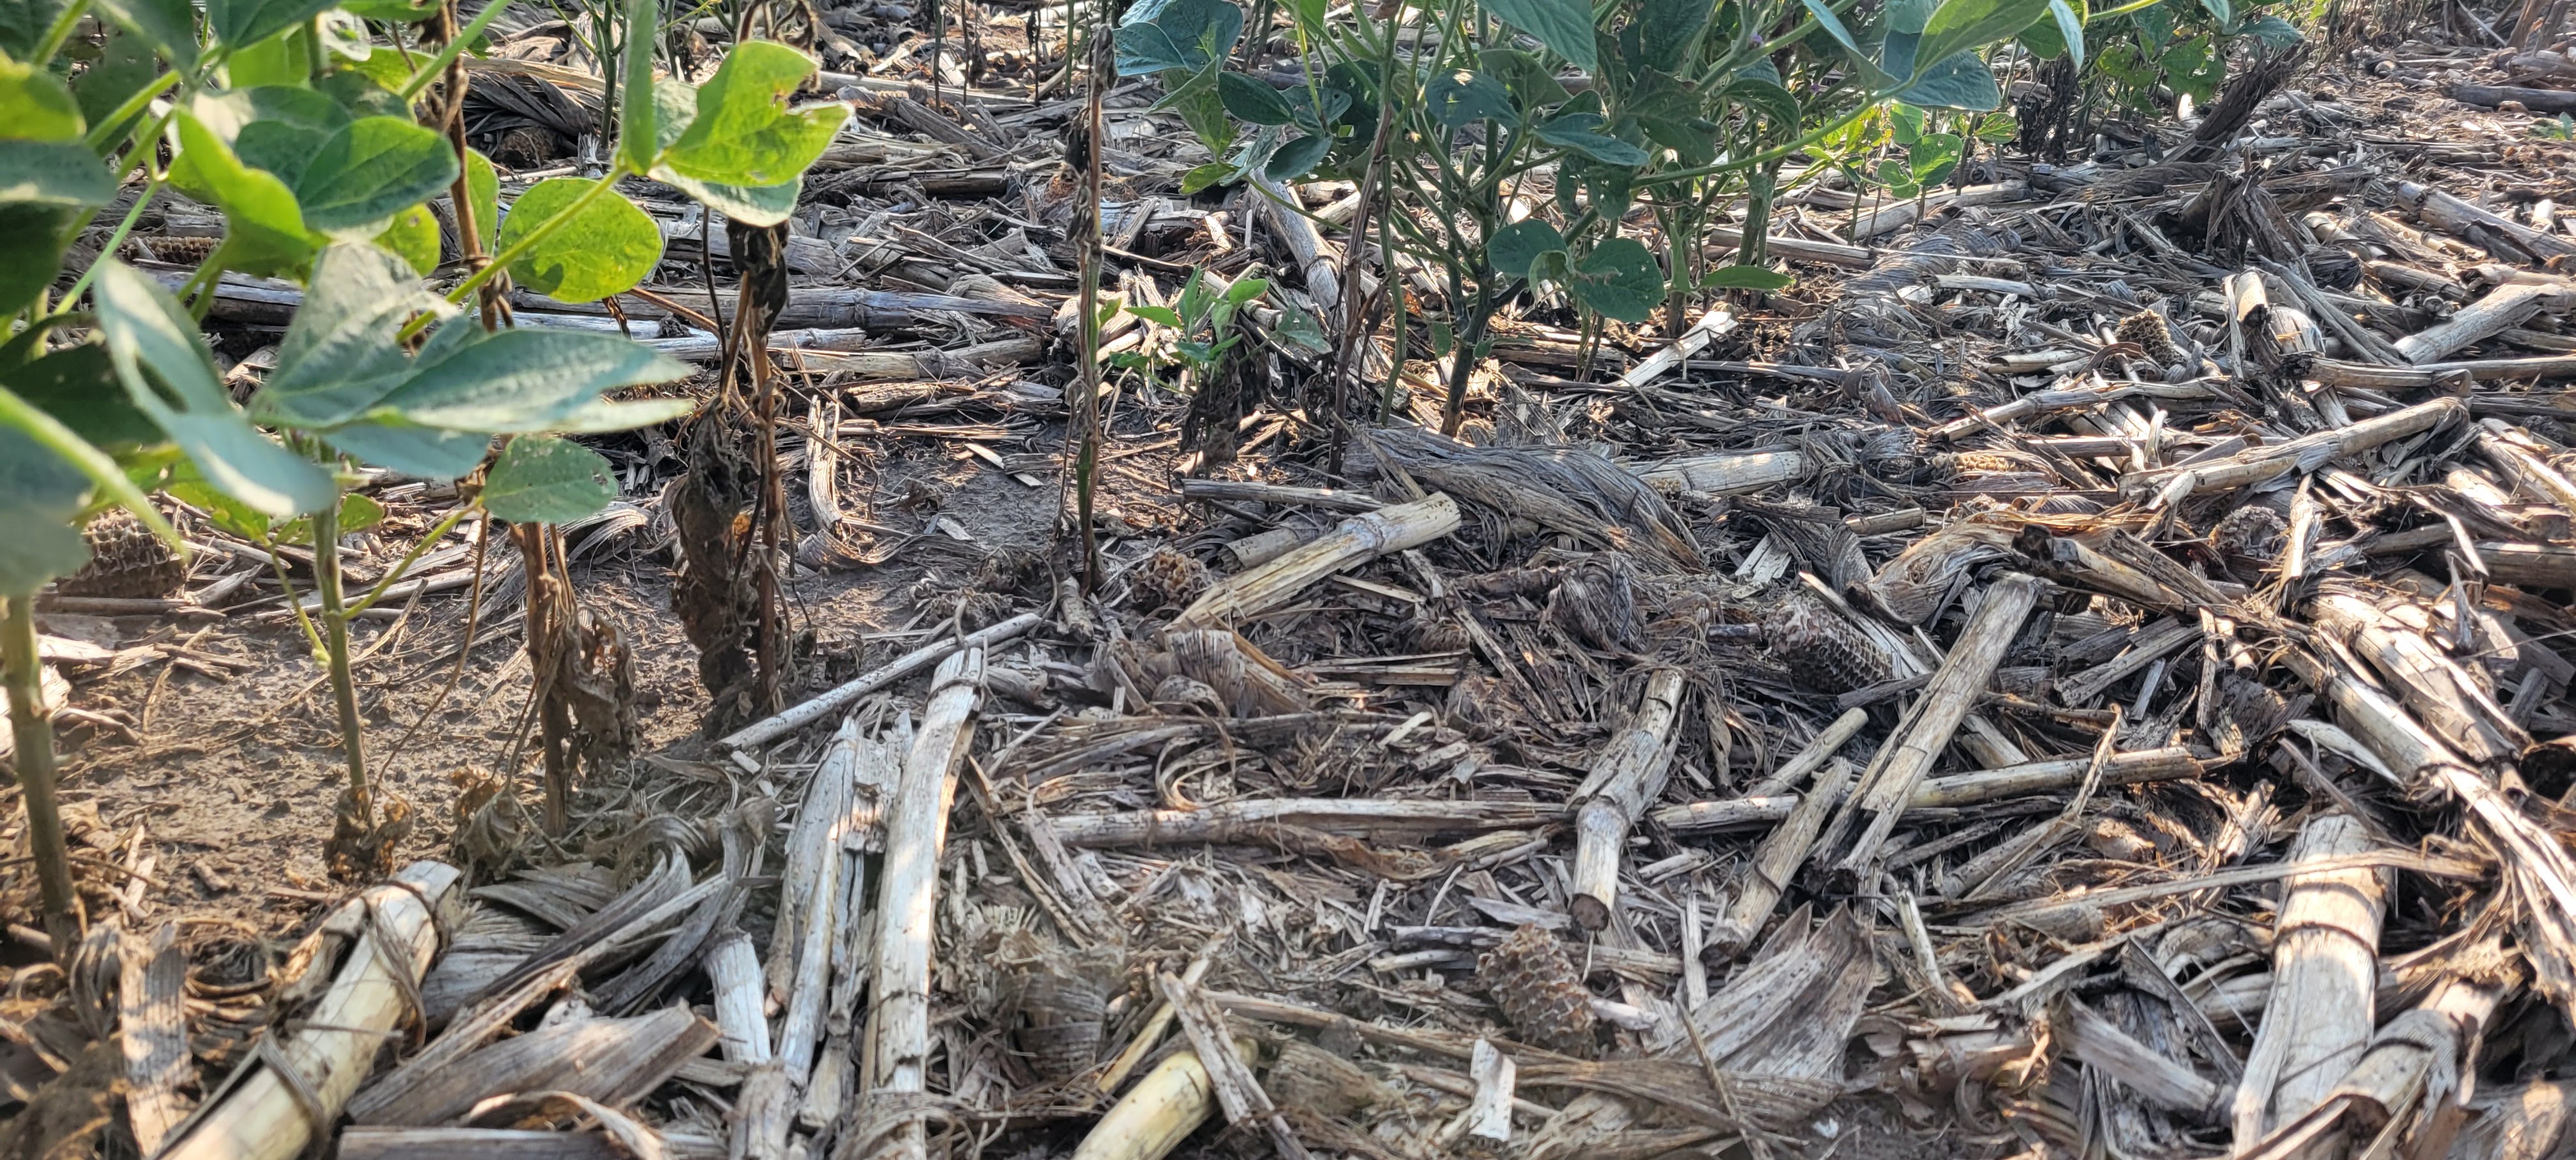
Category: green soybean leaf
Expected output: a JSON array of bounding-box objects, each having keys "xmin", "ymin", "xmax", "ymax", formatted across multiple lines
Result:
[
  {"xmin": 1535, "ymin": 111, "xmax": 1647, "ymax": 166},
  {"xmin": 293, "ymin": 114, "xmax": 457, "ymax": 234},
  {"xmin": 499, "ymin": 178, "xmax": 663, "ymax": 302},
  {"xmin": 0, "ymin": 204, "xmax": 69, "ymax": 315},
  {"xmin": 1222, "ymin": 277, "xmax": 1268, "ymax": 306},
  {"xmin": 375, "ymin": 202, "xmax": 437, "ymax": 274},
  {"xmin": 1568, "ymin": 238, "xmax": 1662, "ymax": 323},
  {"xmin": 1425, "ymin": 68, "xmax": 1517, "ymax": 130},
  {"xmin": 168, "ymin": 115, "xmax": 320, "ymax": 277},
  {"xmin": 1487, "ymin": 218, "xmax": 1565, "ymax": 281},
  {"xmin": 2196, "ymin": 0, "xmax": 2231, "ymax": 28},
  {"xmin": 225, "ymin": 24, "xmax": 312, "ymax": 87},
  {"xmin": 1113, "ymin": 0, "xmax": 1241, "ymax": 76},
  {"xmin": 660, "ymin": 42, "xmax": 849, "ymax": 187},
  {"xmin": 4, "ymin": 344, "xmax": 163, "ymax": 448},
  {"xmin": 1633, "ymin": 0, "xmax": 1711, "ymax": 72},
  {"xmin": 1218, "ymin": 70, "xmax": 1295, "ymax": 126},
  {"xmin": 666, "ymin": 172, "xmax": 802, "ymax": 227},
  {"xmin": 1910, "ymin": 130, "xmax": 1963, "ymax": 183},
  {"xmin": 92, "ymin": 261, "xmax": 334, "ymax": 517},
  {"xmin": 209, "ymin": 0, "xmax": 339, "ymax": 56},
  {"xmin": 378, "ymin": 328, "xmax": 689, "ymax": 433},
  {"xmin": 1726, "ymin": 76, "xmax": 1801, "ymax": 132},
  {"xmin": 2238, "ymin": 14, "xmax": 2300, "ymax": 49},
  {"xmin": 319, "ymin": 416, "xmax": 488, "ymax": 477},
  {"xmin": 0, "ymin": 141, "xmax": 114, "ymax": 206},
  {"xmin": 90, "ymin": 0, "xmax": 196, "ymax": 71},
  {"xmin": 194, "ymin": 86, "xmax": 349, "ymax": 179},
  {"xmin": 1481, "ymin": 0, "xmax": 1595, "ymax": 72},
  {"xmin": 1921, "ymin": 0, "xmax": 2051, "ymax": 67},
  {"xmin": 0, "ymin": 425, "xmax": 91, "ymax": 593},
  {"xmin": 2025, "ymin": 0, "xmax": 2085, "ymax": 68},
  {"xmin": 484, "ymin": 435, "xmax": 615, "ymax": 523},
  {"xmin": 619, "ymin": 0, "xmax": 657, "ymax": 171},
  {"xmin": 316, "ymin": 65, "xmax": 409, "ymax": 118},
  {"xmin": 1264, "ymin": 132, "xmax": 1330, "ymax": 181},
  {"xmin": 339, "ymin": 0, "xmax": 437, "ymax": 20},
  {"xmin": 0, "ymin": 54, "xmax": 84, "ymax": 141},
  {"xmin": 1894, "ymin": 50, "xmax": 2000, "ymax": 110},
  {"xmin": 1975, "ymin": 111, "xmax": 2018, "ymax": 140},
  {"xmin": 1478, "ymin": 48, "xmax": 1572, "ymax": 112},
  {"xmin": 464, "ymin": 145, "xmax": 498, "ymax": 244},
  {"xmin": 261, "ymin": 241, "xmax": 449, "ymax": 427},
  {"xmin": 72, "ymin": 29, "xmax": 160, "ymax": 141},
  {"xmin": 1127, "ymin": 304, "xmax": 1184, "ymax": 328},
  {"xmin": 2161, "ymin": 35, "xmax": 2222, "ymax": 102},
  {"xmin": 1703, "ymin": 264, "xmax": 1791, "ymax": 290},
  {"xmin": 0, "ymin": 0, "xmax": 72, "ymax": 57},
  {"xmin": 1179, "ymin": 162, "xmax": 1233, "ymax": 194},
  {"xmin": 1800, "ymin": 0, "xmax": 1862, "ymax": 59}
]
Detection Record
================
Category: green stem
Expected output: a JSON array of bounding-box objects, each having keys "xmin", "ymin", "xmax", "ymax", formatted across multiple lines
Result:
[
  {"xmin": 83, "ymin": 71, "xmax": 181, "ymax": 155},
  {"xmin": 0, "ymin": 386, "xmax": 183, "ymax": 552},
  {"xmin": 34, "ymin": 0, "xmax": 94, "ymax": 65},
  {"xmin": 397, "ymin": 0, "xmax": 517, "ymax": 101},
  {"xmin": 1635, "ymin": 95, "xmax": 1887, "ymax": 189},
  {"xmin": 346, "ymin": 503, "xmax": 470, "ymax": 616},
  {"xmin": 312, "ymin": 497, "xmax": 372, "ymax": 827},
  {"xmin": 2, "ymin": 596, "xmax": 79, "ymax": 957},
  {"xmin": 60, "ymin": 177, "xmax": 164, "ymax": 308}
]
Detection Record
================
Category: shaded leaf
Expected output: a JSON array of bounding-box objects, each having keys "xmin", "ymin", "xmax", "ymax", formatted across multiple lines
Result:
[
  {"xmin": 1482, "ymin": 0, "xmax": 1596, "ymax": 72},
  {"xmin": 1568, "ymin": 236, "xmax": 1661, "ymax": 323},
  {"xmin": 72, "ymin": 28, "xmax": 160, "ymax": 142},
  {"xmin": 483, "ymin": 435, "xmax": 615, "ymax": 523},
  {"xmin": 1894, "ymin": 50, "xmax": 2000, "ymax": 109},
  {"xmin": 169, "ymin": 111, "xmax": 321, "ymax": 275},
  {"xmin": 209, "ymin": 0, "xmax": 337, "ymax": 55},
  {"xmin": 620, "ymin": 0, "xmax": 657, "ymax": 171},
  {"xmin": 1114, "ymin": 0, "xmax": 1241, "ymax": 76},
  {"xmin": 293, "ymin": 114, "xmax": 457, "ymax": 234},
  {"xmin": 1703, "ymin": 264, "xmax": 1791, "ymax": 289},
  {"xmin": 3, "ymin": 343, "xmax": 163, "ymax": 448},
  {"xmin": 1426, "ymin": 68, "xmax": 1517, "ymax": 130},
  {"xmin": 0, "ymin": 204, "xmax": 71, "ymax": 316},
  {"xmin": 90, "ymin": 0, "xmax": 195, "ymax": 71},
  {"xmin": 0, "ymin": 141, "xmax": 114, "ymax": 206},
  {"xmin": 1535, "ymin": 110, "xmax": 1648, "ymax": 165},
  {"xmin": 1218, "ymin": 70, "xmax": 1296, "ymax": 125},
  {"xmin": 1487, "ymin": 218, "xmax": 1565, "ymax": 281},
  {"xmin": 92, "ymin": 261, "xmax": 333, "ymax": 517},
  {"xmin": 319, "ymin": 416, "xmax": 489, "ymax": 478},
  {"xmin": 1265, "ymin": 131, "xmax": 1330, "ymax": 180}
]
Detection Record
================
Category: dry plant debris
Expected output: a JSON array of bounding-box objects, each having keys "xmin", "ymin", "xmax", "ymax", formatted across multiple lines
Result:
[{"xmin": 18, "ymin": 4, "xmax": 2576, "ymax": 1160}]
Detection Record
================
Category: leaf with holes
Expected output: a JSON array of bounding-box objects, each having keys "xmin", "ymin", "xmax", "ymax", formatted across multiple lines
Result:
[
  {"xmin": 659, "ymin": 42, "xmax": 849, "ymax": 187},
  {"xmin": 1567, "ymin": 237, "xmax": 1662, "ymax": 323}
]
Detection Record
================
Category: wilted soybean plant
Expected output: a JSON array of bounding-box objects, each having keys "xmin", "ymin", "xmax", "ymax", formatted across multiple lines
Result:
[
  {"xmin": 1117, "ymin": 0, "xmax": 2084, "ymax": 429},
  {"xmin": 0, "ymin": 0, "xmax": 845, "ymax": 930}
]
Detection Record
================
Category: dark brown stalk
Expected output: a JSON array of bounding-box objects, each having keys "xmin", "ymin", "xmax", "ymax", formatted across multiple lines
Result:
[
  {"xmin": 1325, "ymin": 90, "xmax": 1398, "ymax": 475},
  {"xmin": 517, "ymin": 521, "xmax": 574, "ymax": 836},
  {"xmin": 1066, "ymin": 32, "xmax": 1108, "ymax": 591},
  {"xmin": 431, "ymin": 0, "xmax": 505, "ymax": 328}
]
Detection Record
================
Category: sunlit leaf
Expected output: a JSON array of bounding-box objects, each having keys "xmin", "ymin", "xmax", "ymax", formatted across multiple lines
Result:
[
  {"xmin": 1894, "ymin": 51, "xmax": 2000, "ymax": 110},
  {"xmin": 260, "ymin": 241, "xmax": 450, "ymax": 427},
  {"xmin": 1114, "ymin": 0, "xmax": 1241, "ymax": 76},
  {"xmin": 0, "ymin": 54, "xmax": 84, "ymax": 141},
  {"xmin": 658, "ymin": 42, "xmax": 848, "ymax": 187},
  {"xmin": 169, "ymin": 111, "xmax": 320, "ymax": 273},
  {"xmin": 498, "ymin": 177, "xmax": 663, "ymax": 302}
]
